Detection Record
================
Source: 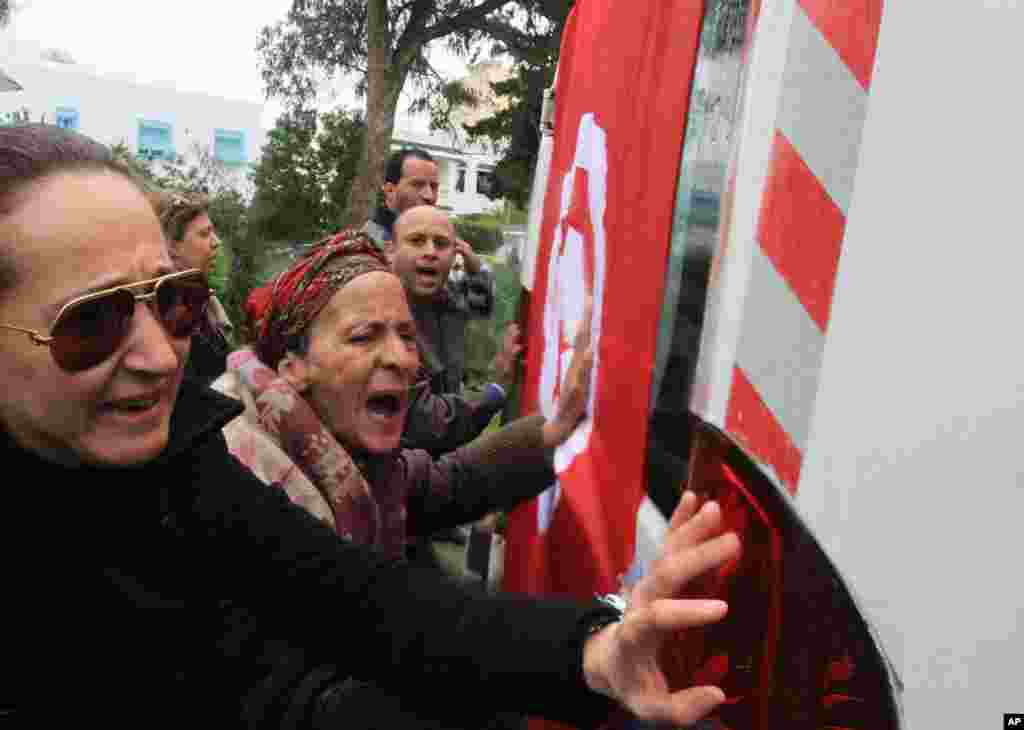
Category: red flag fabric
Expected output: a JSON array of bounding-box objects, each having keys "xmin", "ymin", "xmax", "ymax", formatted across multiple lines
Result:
[{"xmin": 505, "ymin": 0, "xmax": 704, "ymax": 624}]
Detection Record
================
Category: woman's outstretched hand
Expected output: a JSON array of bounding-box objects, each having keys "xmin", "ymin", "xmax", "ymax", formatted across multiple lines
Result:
[{"xmin": 581, "ymin": 492, "xmax": 741, "ymax": 726}]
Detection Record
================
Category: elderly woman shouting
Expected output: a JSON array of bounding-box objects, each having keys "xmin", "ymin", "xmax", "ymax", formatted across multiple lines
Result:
[
  {"xmin": 214, "ymin": 230, "xmax": 582, "ymax": 560},
  {"xmin": 0, "ymin": 124, "xmax": 740, "ymax": 729}
]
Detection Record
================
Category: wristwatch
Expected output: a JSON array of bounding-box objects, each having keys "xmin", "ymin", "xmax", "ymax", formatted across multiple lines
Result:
[{"xmin": 585, "ymin": 593, "xmax": 627, "ymax": 637}]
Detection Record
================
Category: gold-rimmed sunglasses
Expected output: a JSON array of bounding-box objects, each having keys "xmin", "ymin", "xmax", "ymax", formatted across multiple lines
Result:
[{"xmin": 0, "ymin": 269, "xmax": 210, "ymax": 372}]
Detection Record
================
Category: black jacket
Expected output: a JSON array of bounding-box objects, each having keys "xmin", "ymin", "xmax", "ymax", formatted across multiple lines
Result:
[
  {"xmin": 185, "ymin": 324, "xmax": 231, "ymax": 386},
  {"xmin": 0, "ymin": 381, "xmax": 616, "ymax": 728}
]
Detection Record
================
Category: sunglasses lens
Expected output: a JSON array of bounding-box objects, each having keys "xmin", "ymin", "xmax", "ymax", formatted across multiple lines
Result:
[
  {"xmin": 50, "ymin": 290, "xmax": 135, "ymax": 371},
  {"xmin": 156, "ymin": 274, "xmax": 210, "ymax": 338}
]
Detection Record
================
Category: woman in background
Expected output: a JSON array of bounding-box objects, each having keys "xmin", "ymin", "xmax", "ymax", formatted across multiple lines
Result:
[{"xmin": 152, "ymin": 189, "xmax": 233, "ymax": 384}]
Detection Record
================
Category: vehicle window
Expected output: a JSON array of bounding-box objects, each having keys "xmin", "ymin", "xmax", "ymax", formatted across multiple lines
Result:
[{"xmin": 647, "ymin": 0, "xmax": 753, "ymax": 515}]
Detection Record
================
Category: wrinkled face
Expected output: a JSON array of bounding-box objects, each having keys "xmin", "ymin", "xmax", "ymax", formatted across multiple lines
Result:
[
  {"xmin": 383, "ymin": 157, "xmax": 440, "ymax": 213},
  {"xmin": 391, "ymin": 206, "xmax": 457, "ymax": 303},
  {"xmin": 0, "ymin": 171, "xmax": 189, "ymax": 466},
  {"xmin": 178, "ymin": 212, "xmax": 219, "ymax": 276},
  {"xmin": 282, "ymin": 272, "xmax": 420, "ymax": 455}
]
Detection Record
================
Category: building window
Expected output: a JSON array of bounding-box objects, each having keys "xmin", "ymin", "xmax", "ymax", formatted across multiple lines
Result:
[
  {"xmin": 138, "ymin": 119, "xmax": 174, "ymax": 161},
  {"xmin": 455, "ymin": 163, "xmax": 467, "ymax": 193},
  {"xmin": 214, "ymin": 128, "xmax": 246, "ymax": 166},
  {"xmin": 476, "ymin": 168, "xmax": 497, "ymax": 196},
  {"xmin": 55, "ymin": 107, "xmax": 79, "ymax": 131}
]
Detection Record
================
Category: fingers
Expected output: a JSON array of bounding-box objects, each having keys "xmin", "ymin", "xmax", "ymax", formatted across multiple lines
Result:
[
  {"xmin": 615, "ymin": 599, "xmax": 730, "ymax": 726},
  {"xmin": 618, "ymin": 598, "xmax": 728, "ymax": 649},
  {"xmin": 638, "ymin": 685, "xmax": 727, "ymax": 727},
  {"xmin": 662, "ymin": 498, "xmax": 729, "ymax": 558},
  {"xmin": 652, "ymin": 531, "xmax": 741, "ymax": 604},
  {"xmin": 503, "ymin": 324, "xmax": 524, "ymax": 357},
  {"xmin": 668, "ymin": 490, "xmax": 700, "ymax": 531},
  {"xmin": 630, "ymin": 522, "xmax": 740, "ymax": 608},
  {"xmin": 631, "ymin": 499, "xmax": 726, "ymax": 608},
  {"xmin": 574, "ymin": 293, "xmax": 594, "ymax": 353}
]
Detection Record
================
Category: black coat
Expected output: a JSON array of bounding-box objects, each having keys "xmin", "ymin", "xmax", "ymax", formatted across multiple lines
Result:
[
  {"xmin": 184, "ymin": 325, "xmax": 231, "ymax": 386},
  {"xmin": 1, "ymin": 381, "xmax": 616, "ymax": 728}
]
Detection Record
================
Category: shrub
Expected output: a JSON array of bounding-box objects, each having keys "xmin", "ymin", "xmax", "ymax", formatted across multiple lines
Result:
[
  {"xmin": 453, "ymin": 218, "xmax": 503, "ymax": 255},
  {"xmin": 463, "ymin": 257, "xmax": 522, "ymax": 389}
]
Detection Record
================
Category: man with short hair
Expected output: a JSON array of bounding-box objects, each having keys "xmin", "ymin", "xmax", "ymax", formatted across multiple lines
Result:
[
  {"xmin": 362, "ymin": 148, "xmax": 441, "ymax": 257},
  {"xmin": 392, "ymin": 203, "xmax": 520, "ymax": 434}
]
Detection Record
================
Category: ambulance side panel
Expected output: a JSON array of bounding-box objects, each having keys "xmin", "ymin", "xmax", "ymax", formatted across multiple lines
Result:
[{"xmin": 798, "ymin": 3, "xmax": 1024, "ymax": 728}]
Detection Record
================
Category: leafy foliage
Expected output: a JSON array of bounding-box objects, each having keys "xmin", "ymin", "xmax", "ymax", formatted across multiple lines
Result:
[
  {"xmin": 258, "ymin": 0, "xmax": 562, "ymax": 221},
  {"xmin": 249, "ymin": 106, "xmax": 365, "ymax": 243},
  {"xmin": 453, "ymin": 218, "xmax": 504, "ymax": 255},
  {"xmin": 457, "ymin": 1, "xmax": 569, "ymax": 207},
  {"xmin": 462, "ymin": 63, "xmax": 552, "ymax": 208}
]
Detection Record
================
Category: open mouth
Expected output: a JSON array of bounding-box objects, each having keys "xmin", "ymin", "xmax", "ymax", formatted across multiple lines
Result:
[
  {"xmin": 415, "ymin": 266, "xmax": 439, "ymax": 280},
  {"xmin": 108, "ymin": 396, "xmax": 160, "ymax": 412},
  {"xmin": 366, "ymin": 393, "xmax": 403, "ymax": 418}
]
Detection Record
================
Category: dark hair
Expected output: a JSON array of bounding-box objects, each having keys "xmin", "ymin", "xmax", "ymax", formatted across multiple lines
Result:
[
  {"xmin": 149, "ymin": 190, "xmax": 210, "ymax": 244},
  {"xmin": 0, "ymin": 124, "xmax": 139, "ymax": 291},
  {"xmin": 383, "ymin": 148, "xmax": 435, "ymax": 184}
]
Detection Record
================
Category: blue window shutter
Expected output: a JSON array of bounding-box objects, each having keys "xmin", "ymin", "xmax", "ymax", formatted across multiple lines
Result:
[
  {"xmin": 55, "ymin": 107, "xmax": 79, "ymax": 131},
  {"xmin": 214, "ymin": 129, "xmax": 246, "ymax": 166},
  {"xmin": 137, "ymin": 119, "xmax": 174, "ymax": 161}
]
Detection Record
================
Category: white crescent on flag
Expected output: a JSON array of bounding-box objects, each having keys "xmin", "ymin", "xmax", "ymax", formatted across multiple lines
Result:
[{"xmin": 536, "ymin": 112, "xmax": 607, "ymax": 533}]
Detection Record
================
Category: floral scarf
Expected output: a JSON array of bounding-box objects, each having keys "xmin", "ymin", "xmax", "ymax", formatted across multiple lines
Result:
[{"xmin": 215, "ymin": 348, "xmax": 408, "ymax": 559}]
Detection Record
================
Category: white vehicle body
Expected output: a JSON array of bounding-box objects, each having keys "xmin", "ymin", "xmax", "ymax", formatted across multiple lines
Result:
[{"xmin": 522, "ymin": 2, "xmax": 1023, "ymax": 727}]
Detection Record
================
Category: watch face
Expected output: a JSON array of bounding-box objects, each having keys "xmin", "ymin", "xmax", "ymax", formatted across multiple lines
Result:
[{"xmin": 598, "ymin": 593, "xmax": 627, "ymax": 614}]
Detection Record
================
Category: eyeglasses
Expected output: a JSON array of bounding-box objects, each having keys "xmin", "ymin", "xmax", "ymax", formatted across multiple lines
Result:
[{"xmin": 0, "ymin": 269, "xmax": 210, "ymax": 372}]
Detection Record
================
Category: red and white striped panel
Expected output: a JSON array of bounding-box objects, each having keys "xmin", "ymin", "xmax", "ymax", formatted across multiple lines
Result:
[{"xmin": 696, "ymin": 0, "xmax": 883, "ymax": 495}]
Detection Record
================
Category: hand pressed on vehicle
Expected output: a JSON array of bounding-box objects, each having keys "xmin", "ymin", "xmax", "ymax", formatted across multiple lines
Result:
[
  {"xmin": 581, "ymin": 492, "xmax": 741, "ymax": 727},
  {"xmin": 541, "ymin": 296, "xmax": 593, "ymax": 449},
  {"xmin": 492, "ymin": 323, "xmax": 524, "ymax": 390}
]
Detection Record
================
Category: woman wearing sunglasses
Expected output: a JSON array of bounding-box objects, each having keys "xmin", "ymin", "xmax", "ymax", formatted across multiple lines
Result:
[
  {"xmin": 152, "ymin": 190, "xmax": 234, "ymax": 386},
  {"xmin": 0, "ymin": 124, "xmax": 740, "ymax": 728}
]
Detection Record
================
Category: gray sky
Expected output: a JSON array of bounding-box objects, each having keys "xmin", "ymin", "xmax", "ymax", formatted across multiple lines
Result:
[{"xmin": 12, "ymin": 0, "xmax": 469, "ymax": 129}]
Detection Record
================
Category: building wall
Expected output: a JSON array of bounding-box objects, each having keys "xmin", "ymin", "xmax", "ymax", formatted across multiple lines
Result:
[{"xmin": 0, "ymin": 38, "xmax": 265, "ymax": 182}]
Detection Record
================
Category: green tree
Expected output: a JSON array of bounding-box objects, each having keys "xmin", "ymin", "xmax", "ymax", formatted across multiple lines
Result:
[
  {"xmin": 259, "ymin": 0, "xmax": 561, "ymax": 224},
  {"xmin": 464, "ymin": 0, "xmax": 753, "ymax": 205},
  {"xmin": 462, "ymin": 62, "xmax": 553, "ymax": 208},
  {"xmin": 249, "ymin": 106, "xmax": 365, "ymax": 243},
  {"xmin": 450, "ymin": 0, "xmax": 568, "ymax": 207}
]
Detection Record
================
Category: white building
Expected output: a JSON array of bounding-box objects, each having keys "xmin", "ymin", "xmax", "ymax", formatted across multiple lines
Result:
[{"xmin": 0, "ymin": 34, "xmax": 265, "ymax": 184}]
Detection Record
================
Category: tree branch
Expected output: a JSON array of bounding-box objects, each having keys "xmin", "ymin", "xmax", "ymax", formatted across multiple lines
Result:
[{"xmin": 425, "ymin": 0, "xmax": 516, "ymax": 43}]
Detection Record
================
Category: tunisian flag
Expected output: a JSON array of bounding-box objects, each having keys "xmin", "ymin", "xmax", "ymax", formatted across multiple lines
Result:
[{"xmin": 504, "ymin": 0, "xmax": 704, "ymax": 631}]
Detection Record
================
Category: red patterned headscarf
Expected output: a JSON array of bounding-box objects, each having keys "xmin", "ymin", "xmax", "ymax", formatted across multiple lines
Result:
[{"xmin": 249, "ymin": 230, "xmax": 391, "ymax": 368}]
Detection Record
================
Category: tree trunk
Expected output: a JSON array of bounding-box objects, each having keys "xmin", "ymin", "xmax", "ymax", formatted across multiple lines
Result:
[
  {"xmin": 347, "ymin": 73, "xmax": 403, "ymax": 226},
  {"xmin": 345, "ymin": 0, "xmax": 405, "ymax": 226}
]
